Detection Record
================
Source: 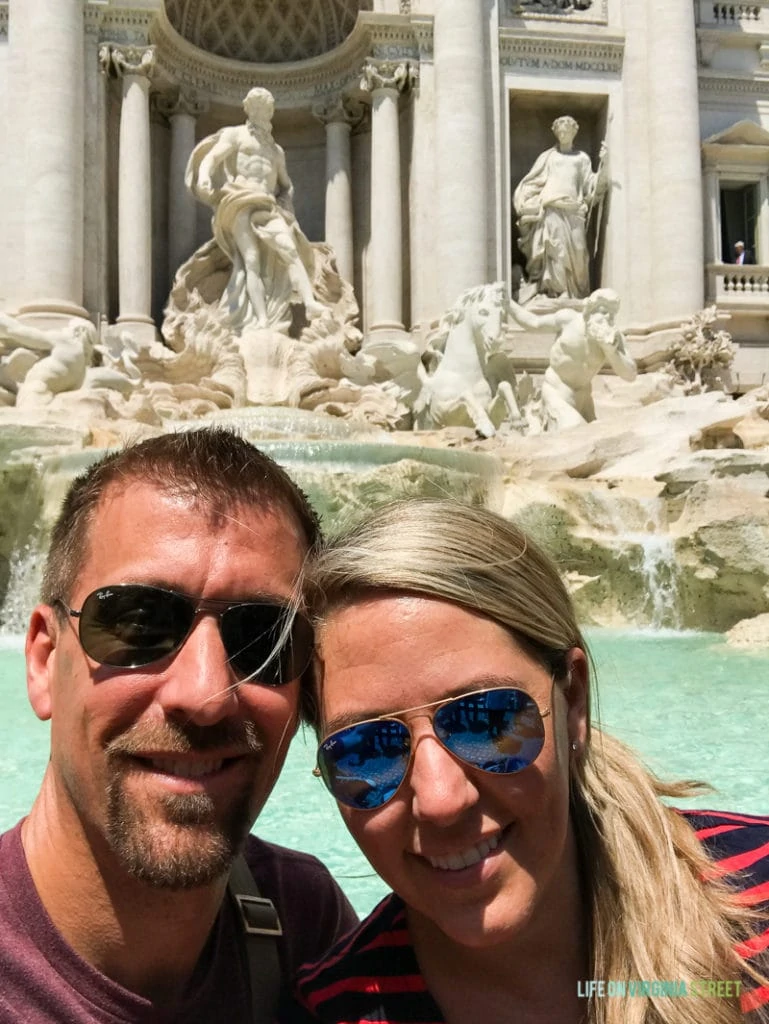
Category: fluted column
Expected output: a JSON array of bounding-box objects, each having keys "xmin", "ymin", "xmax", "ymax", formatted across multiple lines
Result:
[
  {"xmin": 313, "ymin": 97, "xmax": 363, "ymax": 284},
  {"xmin": 648, "ymin": 0, "xmax": 704, "ymax": 320},
  {"xmin": 433, "ymin": 0, "xmax": 489, "ymax": 307},
  {"xmin": 361, "ymin": 60, "xmax": 414, "ymax": 334},
  {"xmin": 12, "ymin": 0, "xmax": 87, "ymax": 319},
  {"xmin": 159, "ymin": 90, "xmax": 207, "ymax": 281},
  {"xmin": 112, "ymin": 45, "xmax": 156, "ymax": 337}
]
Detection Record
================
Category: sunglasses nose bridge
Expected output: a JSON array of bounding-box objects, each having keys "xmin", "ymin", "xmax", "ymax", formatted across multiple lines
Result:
[
  {"xmin": 407, "ymin": 728, "xmax": 481, "ymax": 825},
  {"xmin": 154, "ymin": 611, "xmax": 241, "ymax": 725}
]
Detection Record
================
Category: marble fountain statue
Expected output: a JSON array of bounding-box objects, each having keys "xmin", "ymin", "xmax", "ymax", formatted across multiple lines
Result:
[{"xmin": 1, "ymin": 95, "xmax": 768, "ymax": 644}]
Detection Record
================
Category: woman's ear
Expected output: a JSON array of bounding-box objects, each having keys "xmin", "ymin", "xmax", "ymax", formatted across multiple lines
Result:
[
  {"xmin": 564, "ymin": 647, "xmax": 589, "ymax": 751},
  {"xmin": 25, "ymin": 605, "xmax": 59, "ymax": 722}
]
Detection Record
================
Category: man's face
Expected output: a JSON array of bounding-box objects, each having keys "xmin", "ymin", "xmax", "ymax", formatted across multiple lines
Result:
[{"xmin": 29, "ymin": 481, "xmax": 307, "ymax": 888}]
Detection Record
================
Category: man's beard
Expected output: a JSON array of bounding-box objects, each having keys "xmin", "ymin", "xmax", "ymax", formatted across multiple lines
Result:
[{"xmin": 104, "ymin": 720, "xmax": 263, "ymax": 889}]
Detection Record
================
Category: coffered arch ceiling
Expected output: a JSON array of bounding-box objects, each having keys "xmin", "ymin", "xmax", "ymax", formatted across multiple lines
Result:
[{"xmin": 163, "ymin": 0, "xmax": 372, "ymax": 64}]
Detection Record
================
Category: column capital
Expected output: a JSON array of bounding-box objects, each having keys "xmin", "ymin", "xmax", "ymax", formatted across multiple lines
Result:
[
  {"xmin": 111, "ymin": 45, "xmax": 156, "ymax": 80},
  {"xmin": 155, "ymin": 88, "xmax": 209, "ymax": 120},
  {"xmin": 360, "ymin": 59, "xmax": 417, "ymax": 96},
  {"xmin": 312, "ymin": 95, "xmax": 365, "ymax": 130},
  {"xmin": 98, "ymin": 43, "xmax": 113, "ymax": 75}
]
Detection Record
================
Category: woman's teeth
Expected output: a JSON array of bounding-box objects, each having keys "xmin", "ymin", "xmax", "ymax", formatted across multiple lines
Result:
[{"xmin": 428, "ymin": 832, "xmax": 501, "ymax": 871}]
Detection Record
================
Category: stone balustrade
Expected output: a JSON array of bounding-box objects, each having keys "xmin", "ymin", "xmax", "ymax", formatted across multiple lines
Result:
[
  {"xmin": 707, "ymin": 264, "xmax": 769, "ymax": 305},
  {"xmin": 699, "ymin": 1, "xmax": 766, "ymax": 25}
]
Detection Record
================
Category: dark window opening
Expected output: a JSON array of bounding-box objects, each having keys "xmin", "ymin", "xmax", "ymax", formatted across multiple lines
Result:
[{"xmin": 720, "ymin": 183, "xmax": 758, "ymax": 263}]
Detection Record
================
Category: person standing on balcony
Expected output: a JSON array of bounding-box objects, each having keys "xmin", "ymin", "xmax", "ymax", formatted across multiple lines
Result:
[{"xmin": 733, "ymin": 241, "xmax": 755, "ymax": 265}]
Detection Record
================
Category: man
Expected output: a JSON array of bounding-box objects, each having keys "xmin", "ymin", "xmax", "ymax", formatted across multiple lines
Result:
[
  {"xmin": 187, "ymin": 87, "xmax": 324, "ymax": 330},
  {"xmin": 0, "ymin": 428, "xmax": 356, "ymax": 1022},
  {"xmin": 513, "ymin": 116, "xmax": 607, "ymax": 300},
  {"xmin": 509, "ymin": 288, "xmax": 637, "ymax": 429},
  {"xmin": 733, "ymin": 240, "xmax": 754, "ymax": 266}
]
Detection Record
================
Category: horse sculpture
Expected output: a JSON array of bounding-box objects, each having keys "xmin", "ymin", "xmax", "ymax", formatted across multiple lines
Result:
[{"xmin": 413, "ymin": 282, "xmax": 521, "ymax": 437}]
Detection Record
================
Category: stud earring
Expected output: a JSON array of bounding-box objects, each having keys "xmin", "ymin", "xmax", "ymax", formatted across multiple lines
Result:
[{"xmin": 571, "ymin": 741, "xmax": 578, "ymax": 752}]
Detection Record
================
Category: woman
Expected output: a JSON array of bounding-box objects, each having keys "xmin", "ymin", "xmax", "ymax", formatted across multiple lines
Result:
[{"xmin": 287, "ymin": 499, "xmax": 769, "ymax": 1024}]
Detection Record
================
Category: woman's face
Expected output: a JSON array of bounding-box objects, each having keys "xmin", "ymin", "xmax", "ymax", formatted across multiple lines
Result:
[{"xmin": 316, "ymin": 594, "xmax": 588, "ymax": 951}]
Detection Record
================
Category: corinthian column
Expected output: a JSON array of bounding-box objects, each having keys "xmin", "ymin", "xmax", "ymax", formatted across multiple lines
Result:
[
  {"xmin": 158, "ymin": 90, "xmax": 208, "ymax": 281},
  {"xmin": 11, "ymin": 0, "xmax": 87, "ymax": 320},
  {"xmin": 112, "ymin": 45, "xmax": 156, "ymax": 339},
  {"xmin": 433, "ymin": 0, "xmax": 489, "ymax": 307},
  {"xmin": 313, "ymin": 96, "xmax": 364, "ymax": 284},
  {"xmin": 361, "ymin": 60, "xmax": 414, "ymax": 334},
  {"xmin": 648, "ymin": 0, "xmax": 704, "ymax": 320}
]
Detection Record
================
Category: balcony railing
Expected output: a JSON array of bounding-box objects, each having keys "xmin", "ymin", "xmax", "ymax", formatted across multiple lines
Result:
[
  {"xmin": 707, "ymin": 264, "xmax": 769, "ymax": 305},
  {"xmin": 699, "ymin": 1, "xmax": 769, "ymax": 25}
]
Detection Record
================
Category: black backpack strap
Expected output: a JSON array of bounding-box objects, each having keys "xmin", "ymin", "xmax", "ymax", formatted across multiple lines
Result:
[{"xmin": 228, "ymin": 854, "xmax": 283, "ymax": 1024}]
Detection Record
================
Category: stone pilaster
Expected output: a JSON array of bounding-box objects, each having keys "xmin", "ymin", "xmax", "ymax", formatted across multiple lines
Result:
[
  {"xmin": 12, "ymin": 0, "xmax": 87, "ymax": 320},
  {"xmin": 703, "ymin": 167, "xmax": 721, "ymax": 265},
  {"xmin": 158, "ymin": 90, "xmax": 208, "ymax": 281},
  {"xmin": 433, "ymin": 0, "xmax": 489, "ymax": 307},
  {"xmin": 361, "ymin": 60, "xmax": 415, "ymax": 334},
  {"xmin": 758, "ymin": 178, "xmax": 769, "ymax": 266},
  {"xmin": 648, "ymin": 0, "xmax": 704, "ymax": 320},
  {"xmin": 111, "ymin": 45, "xmax": 156, "ymax": 338},
  {"xmin": 313, "ymin": 96, "xmax": 364, "ymax": 284}
]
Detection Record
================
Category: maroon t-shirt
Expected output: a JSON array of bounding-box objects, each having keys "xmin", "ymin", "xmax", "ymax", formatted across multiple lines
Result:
[{"xmin": 0, "ymin": 822, "xmax": 357, "ymax": 1023}]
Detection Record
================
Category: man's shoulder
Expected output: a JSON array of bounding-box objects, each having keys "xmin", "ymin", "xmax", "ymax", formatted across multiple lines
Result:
[
  {"xmin": 241, "ymin": 835, "xmax": 358, "ymax": 973},
  {"xmin": 243, "ymin": 833, "xmax": 337, "ymax": 879}
]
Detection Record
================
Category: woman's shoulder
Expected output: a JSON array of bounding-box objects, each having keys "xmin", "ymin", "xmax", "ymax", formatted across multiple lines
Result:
[
  {"xmin": 292, "ymin": 893, "xmax": 441, "ymax": 1021},
  {"xmin": 296, "ymin": 892, "xmax": 410, "ymax": 986},
  {"xmin": 678, "ymin": 808, "xmax": 769, "ymax": 889}
]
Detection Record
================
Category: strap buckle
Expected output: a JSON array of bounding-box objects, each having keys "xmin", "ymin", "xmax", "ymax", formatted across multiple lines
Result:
[{"xmin": 233, "ymin": 893, "xmax": 283, "ymax": 937}]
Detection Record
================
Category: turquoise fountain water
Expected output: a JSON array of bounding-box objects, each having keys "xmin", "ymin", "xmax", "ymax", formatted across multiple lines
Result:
[{"xmin": 2, "ymin": 630, "xmax": 767, "ymax": 917}]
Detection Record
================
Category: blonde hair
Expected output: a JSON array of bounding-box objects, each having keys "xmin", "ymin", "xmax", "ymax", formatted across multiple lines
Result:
[{"xmin": 303, "ymin": 498, "xmax": 767, "ymax": 1024}]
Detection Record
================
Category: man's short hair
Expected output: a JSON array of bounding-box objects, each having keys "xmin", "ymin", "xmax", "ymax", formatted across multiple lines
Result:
[{"xmin": 41, "ymin": 428, "xmax": 320, "ymax": 606}]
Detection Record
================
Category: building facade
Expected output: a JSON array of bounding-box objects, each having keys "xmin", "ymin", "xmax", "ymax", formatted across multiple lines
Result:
[{"xmin": 0, "ymin": 0, "xmax": 767, "ymax": 384}]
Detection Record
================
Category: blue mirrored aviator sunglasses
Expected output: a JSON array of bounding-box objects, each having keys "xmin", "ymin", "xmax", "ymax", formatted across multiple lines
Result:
[
  {"xmin": 314, "ymin": 687, "xmax": 551, "ymax": 810},
  {"xmin": 57, "ymin": 584, "xmax": 313, "ymax": 687}
]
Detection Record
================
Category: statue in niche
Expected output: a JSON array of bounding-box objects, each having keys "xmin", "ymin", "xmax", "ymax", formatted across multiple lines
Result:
[
  {"xmin": 413, "ymin": 283, "xmax": 522, "ymax": 438},
  {"xmin": 508, "ymin": 288, "xmax": 636, "ymax": 430},
  {"xmin": 186, "ymin": 87, "xmax": 324, "ymax": 331},
  {"xmin": 161, "ymin": 87, "xmax": 400, "ymax": 423},
  {"xmin": 513, "ymin": 116, "xmax": 607, "ymax": 302}
]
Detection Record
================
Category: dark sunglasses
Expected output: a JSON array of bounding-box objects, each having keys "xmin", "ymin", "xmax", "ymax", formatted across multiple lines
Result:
[
  {"xmin": 57, "ymin": 584, "xmax": 313, "ymax": 686},
  {"xmin": 315, "ymin": 686, "xmax": 551, "ymax": 810}
]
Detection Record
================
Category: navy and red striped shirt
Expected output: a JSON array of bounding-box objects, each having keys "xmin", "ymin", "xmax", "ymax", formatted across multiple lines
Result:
[{"xmin": 285, "ymin": 810, "xmax": 769, "ymax": 1023}]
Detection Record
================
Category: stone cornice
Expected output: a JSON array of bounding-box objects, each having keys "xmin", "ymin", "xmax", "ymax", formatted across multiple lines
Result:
[
  {"xmin": 100, "ymin": 6, "xmax": 155, "ymax": 47},
  {"xmin": 85, "ymin": 1, "xmax": 109, "ymax": 36},
  {"xmin": 699, "ymin": 70, "xmax": 769, "ymax": 95},
  {"xmin": 149, "ymin": 8, "xmax": 423, "ymax": 107},
  {"xmin": 499, "ymin": 28, "xmax": 624, "ymax": 75}
]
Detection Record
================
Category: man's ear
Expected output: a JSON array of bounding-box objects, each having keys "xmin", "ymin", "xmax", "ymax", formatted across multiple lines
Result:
[
  {"xmin": 564, "ymin": 647, "xmax": 589, "ymax": 749},
  {"xmin": 25, "ymin": 605, "xmax": 59, "ymax": 722}
]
